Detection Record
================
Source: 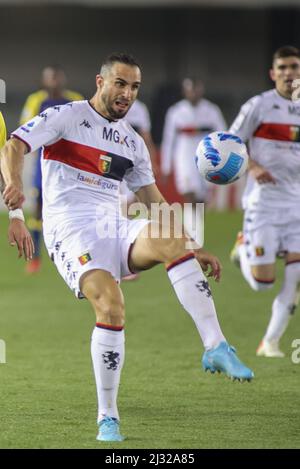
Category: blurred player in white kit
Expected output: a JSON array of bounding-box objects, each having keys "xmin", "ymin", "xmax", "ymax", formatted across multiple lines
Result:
[
  {"xmin": 230, "ymin": 46, "xmax": 300, "ymax": 357},
  {"xmin": 161, "ymin": 78, "xmax": 226, "ymax": 245}
]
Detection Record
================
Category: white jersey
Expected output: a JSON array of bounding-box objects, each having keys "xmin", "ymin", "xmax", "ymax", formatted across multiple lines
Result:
[
  {"xmin": 161, "ymin": 98, "xmax": 226, "ymax": 177},
  {"xmin": 126, "ymin": 99, "xmax": 151, "ymax": 133},
  {"xmin": 229, "ymin": 89, "xmax": 300, "ymax": 210},
  {"xmin": 12, "ymin": 100, "xmax": 155, "ymax": 231}
]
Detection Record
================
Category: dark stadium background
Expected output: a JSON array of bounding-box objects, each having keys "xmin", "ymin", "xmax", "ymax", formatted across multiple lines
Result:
[{"xmin": 1, "ymin": 2, "xmax": 300, "ymax": 144}]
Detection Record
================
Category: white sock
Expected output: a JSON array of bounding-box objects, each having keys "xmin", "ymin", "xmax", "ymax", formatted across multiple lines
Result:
[
  {"xmin": 167, "ymin": 255, "xmax": 225, "ymax": 350},
  {"xmin": 91, "ymin": 326, "xmax": 125, "ymax": 423},
  {"xmin": 183, "ymin": 204, "xmax": 204, "ymax": 248},
  {"xmin": 238, "ymin": 243, "xmax": 274, "ymax": 291},
  {"xmin": 264, "ymin": 262, "xmax": 300, "ymax": 342}
]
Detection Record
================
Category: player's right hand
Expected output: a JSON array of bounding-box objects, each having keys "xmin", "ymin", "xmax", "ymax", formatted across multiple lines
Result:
[
  {"xmin": 249, "ymin": 164, "xmax": 276, "ymax": 184},
  {"xmin": 3, "ymin": 184, "xmax": 25, "ymax": 210},
  {"xmin": 8, "ymin": 219, "xmax": 35, "ymax": 260}
]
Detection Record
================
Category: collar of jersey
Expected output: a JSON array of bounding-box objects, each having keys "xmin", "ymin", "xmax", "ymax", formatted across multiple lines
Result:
[
  {"xmin": 274, "ymin": 88, "xmax": 293, "ymax": 102},
  {"xmin": 88, "ymin": 100, "xmax": 118, "ymax": 123}
]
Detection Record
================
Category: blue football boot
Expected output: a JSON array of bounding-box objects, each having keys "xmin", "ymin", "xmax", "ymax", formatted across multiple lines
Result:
[
  {"xmin": 202, "ymin": 341, "xmax": 254, "ymax": 382},
  {"xmin": 96, "ymin": 416, "xmax": 125, "ymax": 442}
]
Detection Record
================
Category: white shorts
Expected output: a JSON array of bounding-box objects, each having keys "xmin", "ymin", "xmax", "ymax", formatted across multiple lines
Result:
[
  {"xmin": 44, "ymin": 215, "xmax": 150, "ymax": 298},
  {"xmin": 243, "ymin": 206, "xmax": 300, "ymax": 266}
]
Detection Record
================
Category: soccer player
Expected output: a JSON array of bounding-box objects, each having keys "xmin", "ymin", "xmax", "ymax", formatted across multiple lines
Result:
[
  {"xmin": 1, "ymin": 54, "xmax": 253, "ymax": 443},
  {"xmin": 161, "ymin": 78, "xmax": 226, "ymax": 244},
  {"xmin": 0, "ymin": 111, "xmax": 34, "ymax": 260},
  {"xmin": 20, "ymin": 65, "xmax": 83, "ymax": 273},
  {"xmin": 230, "ymin": 45, "xmax": 300, "ymax": 358}
]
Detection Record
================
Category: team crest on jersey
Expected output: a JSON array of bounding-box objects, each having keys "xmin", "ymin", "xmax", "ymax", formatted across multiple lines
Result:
[
  {"xmin": 289, "ymin": 125, "xmax": 300, "ymax": 142},
  {"xmin": 255, "ymin": 247, "xmax": 265, "ymax": 257},
  {"xmin": 99, "ymin": 154, "xmax": 112, "ymax": 174},
  {"xmin": 78, "ymin": 252, "xmax": 92, "ymax": 265}
]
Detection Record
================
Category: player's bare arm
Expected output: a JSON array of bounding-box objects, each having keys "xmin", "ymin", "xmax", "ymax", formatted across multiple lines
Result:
[
  {"xmin": 135, "ymin": 183, "xmax": 222, "ymax": 280},
  {"xmin": 248, "ymin": 156, "xmax": 276, "ymax": 184},
  {"xmin": 0, "ymin": 138, "xmax": 34, "ymax": 260},
  {"xmin": 1, "ymin": 137, "xmax": 27, "ymax": 209}
]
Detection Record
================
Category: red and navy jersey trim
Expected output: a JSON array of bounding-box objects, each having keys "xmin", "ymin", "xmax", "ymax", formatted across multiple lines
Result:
[
  {"xmin": 177, "ymin": 126, "xmax": 214, "ymax": 135},
  {"xmin": 96, "ymin": 322, "xmax": 124, "ymax": 331},
  {"xmin": 43, "ymin": 138, "xmax": 133, "ymax": 181},
  {"xmin": 286, "ymin": 259, "xmax": 300, "ymax": 266},
  {"xmin": 253, "ymin": 276, "xmax": 275, "ymax": 284},
  {"xmin": 254, "ymin": 123, "xmax": 300, "ymax": 142},
  {"xmin": 166, "ymin": 253, "xmax": 195, "ymax": 272}
]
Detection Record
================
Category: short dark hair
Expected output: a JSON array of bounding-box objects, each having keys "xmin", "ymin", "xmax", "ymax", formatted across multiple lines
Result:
[
  {"xmin": 100, "ymin": 53, "xmax": 141, "ymax": 75},
  {"xmin": 273, "ymin": 45, "xmax": 300, "ymax": 64}
]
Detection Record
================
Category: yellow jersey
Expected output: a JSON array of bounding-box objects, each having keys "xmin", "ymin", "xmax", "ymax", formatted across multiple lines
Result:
[
  {"xmin": 20, "ymin": 89, "xmax": 83, "ymax": 124},
  {"xmin": 0, "ymin": 111, "xmax": 7, "ymax": 149}
]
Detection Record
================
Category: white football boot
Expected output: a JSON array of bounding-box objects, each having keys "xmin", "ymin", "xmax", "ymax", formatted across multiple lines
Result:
[{"xmin": 256, "ymin": 339, "xmax": 285, "ymax": 358}]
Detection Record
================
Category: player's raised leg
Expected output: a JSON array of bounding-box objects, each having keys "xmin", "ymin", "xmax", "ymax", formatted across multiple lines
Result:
[
  {"xmin": 130, "ymin": 222, "xmax": 254, "ymax": 381},
  {"xmin": 81, "ymin": 269, "xmax": 125, "ymax": 442}
]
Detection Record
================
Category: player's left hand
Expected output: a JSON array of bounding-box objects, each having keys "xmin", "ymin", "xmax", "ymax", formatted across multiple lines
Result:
[
  {"xmin": 8, "ymin": 219, "xmax": 35, "ymax": 260},
  {"xmin": 3, "ymin": 184, "xmax": 25, "ymax": 210},
  {"xmin": 194, "ymin": 248, "xmax": 222, "ymax": 282}
]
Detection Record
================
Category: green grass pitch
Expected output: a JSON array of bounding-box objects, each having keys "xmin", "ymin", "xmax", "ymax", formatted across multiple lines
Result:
[{"xmin": 0, "ymin": 211, "xmax": 299, "ymax": 449}]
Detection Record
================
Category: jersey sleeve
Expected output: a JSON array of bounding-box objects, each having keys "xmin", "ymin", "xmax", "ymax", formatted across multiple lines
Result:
[
  {"xmin": 12, "ymin": 105, "xmax": 68, "ymax": 153},
  {"xmin": 0, "ymin": 111, "xmax": 7, "ymax": 149},
  {"xmin": 124, "ymin": 138, "xmax": 155, "ymax": 192},
  {"xmin": 229, "ymin": 95, "xmax": 262, "ymax": 143},
  {"xmin": 160, "ymin": 106, "xmax": 177, "ymax": 177}
]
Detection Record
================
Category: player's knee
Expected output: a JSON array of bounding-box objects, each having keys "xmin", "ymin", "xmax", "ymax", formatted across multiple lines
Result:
[
  {"xmin": 251, "ymin": 276, "xmax": 275, "ymax": 292},
  {"xmin": 159, "ymin": 237, "xmax": 187, "ymax": 263},
  {"xmin": 250, "ymin": 265, "xmax": 275, "ymax": 291},
  {"xmin": 90, "ymin": 291, "xmax": 125, "ymax": 326}
]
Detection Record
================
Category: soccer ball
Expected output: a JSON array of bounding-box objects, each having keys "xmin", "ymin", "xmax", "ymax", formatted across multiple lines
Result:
[{"xmin": 195, "ymin": 131, "xmax": 249, "ymax": 185}]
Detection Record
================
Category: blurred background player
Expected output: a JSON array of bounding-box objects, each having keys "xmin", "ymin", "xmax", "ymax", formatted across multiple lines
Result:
[
  {"xmin": 160, "ymin": 78, "xmax": 226, "ymax": 245},
  {"xmin": 230, "ymin": 45, "xmax": 300, "ymax": 357},
  {"xmin": 126, "ymin": 98, "xmax": 158, "ymax": 174},
  {"xmin": 20, "ymin": 65, "xmax": 83, "ymax": 273}
]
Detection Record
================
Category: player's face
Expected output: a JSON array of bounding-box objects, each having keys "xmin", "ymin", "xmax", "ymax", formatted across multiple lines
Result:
[
  {"xmin": 97, "ymin": 63, "xmax": 141, "ymax": 119},
  {"xmin": 182, "ymin": 79, "xmax": 204, "ymax": 105},
  {"xmin": 270, "ymin": 56, "xmax": 300, "ymax": 98},
  {"xmin": 42, "ymin": 68, "xmax": 66, "ymax": 92}
]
